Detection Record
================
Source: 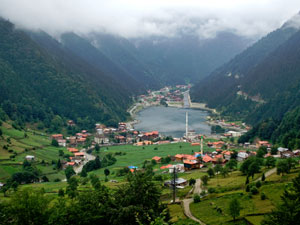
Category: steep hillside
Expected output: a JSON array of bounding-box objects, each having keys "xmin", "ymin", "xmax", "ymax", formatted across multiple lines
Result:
[
  {"xmin": 87, "ymin": 33, "xmax": 160, "ymax": 89},
  {"xmin": 0, "ymin": 19, "xmax": 132, "ymax": 129},
  {"xmin": 59, "ymin": 32, "xmax": 145, "ymax": 94},
  {"xmin": 129, "ymin": 32, "xmax": 252, "ymax": 85},
  {"xmin": 191, "ymin": 24, "xmax": 298, "ymax": 110}
]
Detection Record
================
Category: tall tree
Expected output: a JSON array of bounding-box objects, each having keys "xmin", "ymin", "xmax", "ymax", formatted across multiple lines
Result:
[
  {"xmin": 263, "ymin": 173, "xmax": 300, "ymax": 224},
  {"xmin": 229, "ymin": 198, "xmax": 241, "ymax": 221}
]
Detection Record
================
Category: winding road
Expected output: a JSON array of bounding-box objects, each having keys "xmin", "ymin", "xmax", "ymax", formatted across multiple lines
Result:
[
  {"xmin": 182, "ymin": 179, "xmax": 206, "ymax": 225},
  {"xmin": 182, "ymin": 168, "xmax": 277, "ymax": 224}
]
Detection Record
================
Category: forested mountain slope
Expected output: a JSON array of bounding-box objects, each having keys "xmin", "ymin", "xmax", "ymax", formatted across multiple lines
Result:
[
  {"xmin": 87, "ymin": 33, "xmax": 160, "ymax": 89},
  {"xmin": 0, "ymin": 19, "xmax": 132, "ymax": 129},
  {"xmin": 58, "ymin": 32, "xmax": 145, "ymax": 94},
  {"xmin": 191, "ymin": 24, "xmax": 298, "ymax": 110},
  {"xmin": 128, "ymin": 32, "xmax": 251, "ymax": 85}
]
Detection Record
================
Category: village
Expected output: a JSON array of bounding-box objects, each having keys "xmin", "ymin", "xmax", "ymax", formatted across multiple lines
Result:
[{"xmin": 22, "ymin": 85, "xmax": 298, "ymax": 180}]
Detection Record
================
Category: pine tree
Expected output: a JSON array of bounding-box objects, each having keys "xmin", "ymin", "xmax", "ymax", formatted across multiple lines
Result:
[
  {"xmin": 263, "ymin": 173, "xmax": 300, "ymax": 224},
  {"xmin": 262, "ymin": 173, "xmax": 266, "ymax": 181}
]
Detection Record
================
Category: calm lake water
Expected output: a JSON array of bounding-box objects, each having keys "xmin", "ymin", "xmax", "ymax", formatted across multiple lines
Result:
[{"xmin": 134, "ymin": 106, "xmax": 211, "ymax": 138}]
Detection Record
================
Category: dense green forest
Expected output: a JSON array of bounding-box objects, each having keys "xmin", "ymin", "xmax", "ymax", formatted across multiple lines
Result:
[
  {"xmin": 239, "ymin": 106, "xmax": 300, "ymax": 150},
  {"xmin": 0, "ymin": 171, "xmax": 168, "ymax": 225},
  {"xmin": 0, "ymin": 19, "xmax": 136, "ymax": 130}
]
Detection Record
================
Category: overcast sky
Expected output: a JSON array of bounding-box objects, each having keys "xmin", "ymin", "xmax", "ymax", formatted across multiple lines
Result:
[{"xmin": 0, "ymin": 0, "xmax": 300, "ymax": 39}]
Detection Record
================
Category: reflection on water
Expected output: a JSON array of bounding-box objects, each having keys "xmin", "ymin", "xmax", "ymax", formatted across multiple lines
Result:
[{"xmin": 134, "ymin": 106, "xmax": 211, "ymax": 138}]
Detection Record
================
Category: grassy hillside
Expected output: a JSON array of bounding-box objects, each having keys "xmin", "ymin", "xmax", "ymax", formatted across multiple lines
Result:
[{"xmin": 0, "ymin": 122, "xmax": 68, "ymax": 182}]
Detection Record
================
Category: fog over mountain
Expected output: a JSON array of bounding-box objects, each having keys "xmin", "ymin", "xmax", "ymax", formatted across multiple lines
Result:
[{"xmin": 1, "ymin": 0, "xmax": 300, "ymax": 39}]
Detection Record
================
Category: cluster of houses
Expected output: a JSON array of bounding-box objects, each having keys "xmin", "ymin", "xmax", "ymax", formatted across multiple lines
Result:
[
  {"xmin": 137, "ymin": 85, "xmax": 190, "ymax": 107},
  {"xmin": 51, "ymin": 130, "xmax": 91, "ymax": 147},
  {"xmin": 65, "ymin": 148, "xmax": 85, "ymax": 167},
  {"xmin": 94, "ymin": 122, "xmax": 162, "ymax": 146}
]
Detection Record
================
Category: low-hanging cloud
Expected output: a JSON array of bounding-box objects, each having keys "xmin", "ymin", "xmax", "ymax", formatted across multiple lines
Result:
[{"xmin": 1, "ymin": 0, "xmax": 300, "ymax": 39}]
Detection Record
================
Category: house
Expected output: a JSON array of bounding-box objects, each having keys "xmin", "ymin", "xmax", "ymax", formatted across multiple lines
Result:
[
  {"xmin": 227, "ymin": 131, "xmax": 242, "ymax": 137},
  {"xmin": 183, "ymin": 160, "xmax": 200, "ymax": 170},
  {"xmin": 134, "ymin": 141, "xmax": 152, "ymax": 146},
  {"xmin": 67, "ymin": 120, "xmax": 76, "ymax": 126},
  {"xmin": 74, "ymin": 152, "xmax": 85, "ymax": 159},
  {"xmin": 278, "ymin": 147, "xmax": 289, "ymax": 153},
  {"xmin": 94, "ymin": 134, "xmax": 109, "ymax": 144},
  {"xmin": 169, "ymin": 164, "xmax": 185, "ymax": 173},
  {"xmin": 208, "ymin": 141, "xmax": 225, "ymax": 148},
  {"xmin": 191, "ymin": 143, "xmax": 200, "ymax": 146},
  {"xmin": 212, "ymin": 154, "xmax": 226, "ymax": 164},
  {"xmin": 67, "ymin": 161, "xmax": 77, "ymax": 167},
  {"xmin": 152, "ymin": 156, "xmax": 162, "ymax": 163},
  {"xmin": 115, "ymin": 135, "xmax": 126, "ymax": 143},
  {"xmin": 237, "ymin": 152, "xmax": 249, "ymax": 161},
  {"xmin": 293, "ymin": 150, "xmax": 300, "ymax": 156},
  {"xmin": 256, "ymin": 141, "xmax": 271, "ymax": 148},
  {"xmin": 282, "ymin": 151, "xmax": 294, "ymax": 158},
  {"xmin": 69, "ymin": 136, "xmax": 77, "ymax": 145},
  {"xmin": 160, "ymin": 164, "xmax": 173, "ymax": 170},
  {"xmin": 222, "ymin": 151, "xmax": 232, "ymax": 160},
  {"xmin": 25, "ymin": 155, "xmax": 35, "ymax": 161},
  {"xmin": 77, "ymin": 138, "xmax": 86, "ymax": 144},
  {"xmin": 68, "ymin": 148, "xmax": 79, "ymax": 153},
  {"xmin": 51, "ymin": 134, "xmax": 63, "ymax": 140},
  {"xmin": 141, "ymin": 131, "xmax": 159, "ymax": 140},
  {"xmin": 175, "ymin": 154, "xmax": 184, "ymax": 162},
  {"xmin": 57, "ymin": 139, "xmax": 66, "ymax": 147},
  {"xmin": 202, "ymin": 154, "xmax": 213, "ymax": 163},
  {"xmin": 164, "ymin": 178, "xmax": 187, "ymax": 187}
]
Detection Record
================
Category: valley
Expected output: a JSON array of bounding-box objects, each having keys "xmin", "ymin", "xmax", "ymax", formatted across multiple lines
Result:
[{"xmin": 1, "ymin": 3, "xmax": 300, "ymax": 225}]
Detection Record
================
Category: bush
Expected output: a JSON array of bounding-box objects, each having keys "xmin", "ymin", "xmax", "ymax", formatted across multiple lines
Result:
[
  {"xmin": 200, "ymin": 190, "xmax": 206, "ymax": 197},
  {"xmin": 193, "ymin": 194, "xmax": 201, "ymax": 203},
  {"xmin": 246, "ymin": 185, "xmax": 250, "ymax": 192},
  {"xmin": 154, "ymin": 175, "xmax": 163, "ymax": 181},
  {"xmin": 261, "ymin": 192, "xmax": 266, "ymax": 200},
  {"xmin": 250, "ymin": 186, "xmax": 259, "ymax": 195},
  {"xmin": 189, "ymin": 178, "xmax": 196, "ymax": 186},
  {"xmin": 208, "ymin": 187, "xmax": 216, "ymax": 193},
  {"xmin": 54, "ymin": 178, "xmax": 61, "ymax": 182},
  {"xmin": 256, "ymin": 181, "xmax": 262, "ymax": 188}
]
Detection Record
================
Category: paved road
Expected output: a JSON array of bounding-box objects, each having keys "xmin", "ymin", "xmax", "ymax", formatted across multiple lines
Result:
[
  {"xmin": 182, "ymin": 179, "xmax": 206, "ymax": 225},
  {"xmin": 74, "ymin": 149, "xmax": 95, "ymax": 174}
]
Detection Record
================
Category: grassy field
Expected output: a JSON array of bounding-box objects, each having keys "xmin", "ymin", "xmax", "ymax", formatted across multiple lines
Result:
[
  {"xmin": 190, "ymin": 166, "xmax": 300, "ymax": 225},
  {"xmin": 0, "ymin": 123, "xmax": 69, "ymax": 181}
]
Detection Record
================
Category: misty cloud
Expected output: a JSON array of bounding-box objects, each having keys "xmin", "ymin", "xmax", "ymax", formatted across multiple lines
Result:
[{"xmin": 0, "ymin": 0, "xmax": 300, "ymax": 39}]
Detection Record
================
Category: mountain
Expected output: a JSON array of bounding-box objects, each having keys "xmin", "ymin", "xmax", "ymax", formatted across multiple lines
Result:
[
  {"xmin": 0, "ymin": 19, "xmax": 133, "ymax": 129},
  {"xmin": 191, "ymin": 15, "xmax": 300, "ymax": 123},
  {"xmin": 58, "ymin": 32, "xmax": 145, "ymax": 94},
  {"xmin": 87, "ymin": 33, "xmax": 160, "ymax": 89},
  {"xmin": 128, "ymin": 32, "xmax": 252, "ymax": 85}
]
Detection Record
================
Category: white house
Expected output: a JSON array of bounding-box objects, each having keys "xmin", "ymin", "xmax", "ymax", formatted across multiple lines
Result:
[
  {"xmin": 25, "ymin": 155, "xmax": 35, "ymax": 161},
  {"xmin": 237, "ymin": 152, "xmax": 249, "ymax": 161}
]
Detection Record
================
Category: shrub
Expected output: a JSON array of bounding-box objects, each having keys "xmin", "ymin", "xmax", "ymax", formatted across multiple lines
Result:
[
  {"xmin": 193, "ymin": 194, "xmax": 201, "ymax": 203},
  {"xmin": 208, "ymin": 187, "xmax": 216, "ymax": 193},
  {"xmin": 54, "ymin": 178, "xmax": 61, "ymax": 182},
  {"xmin": 189, "ymin": 178, "xmax": 196, "ymax": 186},
  {"xmin": 250, "ymin": 186, "xmax": 259, "ymax": 195},
  {"xmin": 246, "ymin": 185, "xmax": 250, "ymax": 192},
  {"xmin": 200, "ymin": 190, "xmax": 206, "ymax": 197},
  {"xmin": 261, "ymin": 192, "xmax": 266, "ymax": 200},
  {"xmin": 256, "ymin": 181, "xmax": 262, "ymax": 188}
]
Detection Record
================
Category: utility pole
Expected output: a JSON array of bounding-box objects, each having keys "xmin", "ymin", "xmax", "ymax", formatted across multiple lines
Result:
[
  {"xmin": 172, "ymin": 167, "xmax": 177, "ymax": 203},
  {"xmin": 201, "ymin": 135, "xmax": 203, "ymax": 156},
  {"xmin": 185, "ymin": 112, "xmax": 188, "ymax": 139}
]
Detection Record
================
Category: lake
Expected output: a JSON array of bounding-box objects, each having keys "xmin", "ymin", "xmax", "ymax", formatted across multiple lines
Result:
[{"xmin": 134, "ymin": 106, "xmax": 211, "ymax": 138}]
